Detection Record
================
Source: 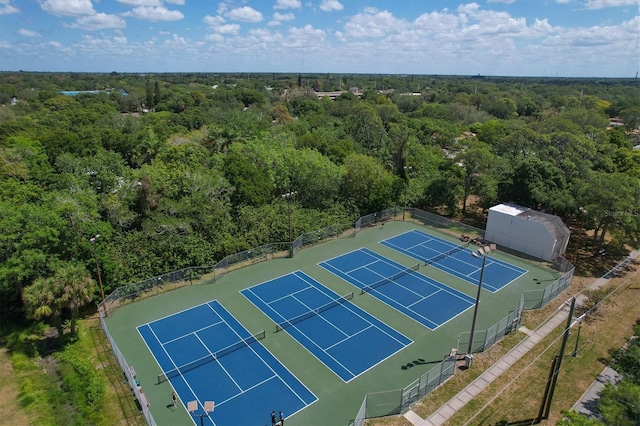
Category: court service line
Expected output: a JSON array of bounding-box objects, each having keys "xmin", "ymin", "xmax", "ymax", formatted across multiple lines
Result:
[
  {"xmin": 193, "ymin": 331, "xmax": 243, "ymax": 392},
  {"xmin": 289, "ymin": 293, "xmax": 349, "ymax": 338},
  {"xmin": 324, "ymin": 324, "xmax": 374, "ymax": 351},
  {"xmin": 343, "ymin": 256, "xmax": 381, "ymax": 276},
  {"xmin": 267, "ymin": 284, "xmax": 314, "ymax": 305},
  {"xmin": 294, "ymin": 271, "xmax": 412, "ymax": 347},
  {"xmin": 207, "ymin": 301, "xmax": 315, "ymax": 406},
  {"xmin": 243, "ymin": 286, "xmax": 357, "ymax": 381},
  {"xmin": 370, "ymin": 255, "xmax": 477, "ymax": 303},
  {"xmin": 242, "ymin": 290, "xmax": 355, "ymax": 382},
  {"xmin": 145, "ymin": 324, "xmax": 206, "ymax": 417},
  {"xmin": 162, "ymin": 319, "xmax": 224, "ymax": 345},
  {"xmin": 215, "ymin": 375, "xmax": 279, "ymax": 407},
  {"xmin": 345, "ymin": 270, "xmax": 439, "ymax": 329}
]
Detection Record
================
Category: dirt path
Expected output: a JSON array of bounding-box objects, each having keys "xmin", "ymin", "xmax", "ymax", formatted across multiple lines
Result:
[{"xmin": 0, "ymin": 348, "xmax": 33, "ymax": 426}]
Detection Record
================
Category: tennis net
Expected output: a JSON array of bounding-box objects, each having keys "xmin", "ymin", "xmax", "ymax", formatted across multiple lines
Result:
[
  {"xmin": 424, "ymin": 242, "xmax": 470, "ymax": 266},
  {"xmin": 275, "ymin": 292, "xmax": 354, "ymax": 332},
  {"xmin": 360, "ymin": 263, "xmax": 420, "ymax": 294},
  {"xmin": 157, "ymin": 330, "xmax": 266, "ymax": 383}
]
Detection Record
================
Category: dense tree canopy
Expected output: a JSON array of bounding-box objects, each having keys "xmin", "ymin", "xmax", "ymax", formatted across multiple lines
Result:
[{"xmin": 0, "ymin": 72, "xmax": 638, "ymax": 325}]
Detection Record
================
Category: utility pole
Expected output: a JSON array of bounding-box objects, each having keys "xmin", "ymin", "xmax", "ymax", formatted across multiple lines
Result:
[{"xmin": 537, "ymin": 297, "xmax": 575, "ymax": 422}]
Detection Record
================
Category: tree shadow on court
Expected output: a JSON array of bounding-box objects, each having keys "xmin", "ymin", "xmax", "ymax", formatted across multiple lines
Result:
[{"xmin": 400, "ymin": 358, "xmax": 443, "ymax": 370}]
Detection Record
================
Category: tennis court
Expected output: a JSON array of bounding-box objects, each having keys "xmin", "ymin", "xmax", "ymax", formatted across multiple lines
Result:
[
  {"xmin": 381, "ymin": 229, "xmax": 528, "ymax": 292},
  {"xmin": 137, "ymin": 300, "xmax": 317, "ymax": 425},
  {"xmin": 319, "ymin": 248, "xmax": 476, "ymax": 330},
  {"xmin": 241, "ymin": 271, "xmax": 412, "ymax": 382}
]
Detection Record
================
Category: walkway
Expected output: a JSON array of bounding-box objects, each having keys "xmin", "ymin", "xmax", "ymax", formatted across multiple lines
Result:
[{"xmin": 403, "ymin": 250, "xmax": 639, "ymax": 426}]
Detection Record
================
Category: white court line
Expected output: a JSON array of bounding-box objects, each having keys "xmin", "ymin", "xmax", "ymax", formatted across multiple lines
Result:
[
  {"xmin": 143, "ymin": 324, "xmax": 205, "ymax": 422},
  {"xmin": 324, "ymin": 325, "xmax": 374, "ymax": 351},
  {"xmin": 268, "ymin": 284, "xmax": 314, "ymax": 304},
  {"xmin": 215, "ymin": 375, "xmax": 279, "ymax": 407},
  {"xmin": 210, "ymin": 300, "xmax": 317, "ymax": 407},
  {"xmin": 162, "ymin": 319, "xmax": 224, "ymax": 345},
  {"xmin": 295, "ymin": 271, "xmax": 412, "ymax": 348},
  {"xmin": 193, "ymin": 331, "xmax": 242, "ymax": 392},
  {"xmin": 344, "ymin": 266, "xmax": 439, "ymax": 329},
  {"xmin": 244, "ymin": 283, "xmax": 357, "ymax": 381},
  {"xmin": 289, "ymin": 293, "xmax": 350, "ymax": 338}
]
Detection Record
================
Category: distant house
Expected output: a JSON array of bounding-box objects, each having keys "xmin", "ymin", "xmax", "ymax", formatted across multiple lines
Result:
[
  {"xmin": 314, "ymin": 87, "xmax": 363, "ymax": 100},
  {"xmin": 485, "ymin": 203, "xmax": 570, "ymax": 261}
]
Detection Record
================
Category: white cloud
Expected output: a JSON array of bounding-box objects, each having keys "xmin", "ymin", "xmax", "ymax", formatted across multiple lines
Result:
[
  {"xmin": 19, "ymin": 28, "xmax": 42, "ymax": 37},
  {"xmin": 215, "ymin": 23, "xmax": 240, "ymax": 34},
  {"xmin": 117, "ymin": 0, "xmax": 161, "ymax": 6},
  {"xmin": 66, "ymin": 12, "xmax": 127, "ymax": 30},
  {"xmin": 343, "ymin": 9, "xmax": 403, "ymax": 38},
  {"xmin": 584, "ymin": 0, "xmax": 640, "ymax": 9},
  {"xmin": 123, "ymin": 6, "xmax": 184, "ymax": 21},
  {"xmin": 225, "ymin": 6, "xmax": 263, "ymax": 23},
  {"xmin": 0, "ymin": 0, "xmax": 19, "ymax": 15},
  {"xmin": 203, "ymin": 15, "xmax": 225, "ymax": 26},
  {"xmin": 319, "ymin": 0, "xmax": 343, "ymax": 12},
  {"xmin": 205, "ymin": 33, "xmax": 224, "ymax": 42},
  {"xmin": 40, "ymin": 0, "xmax": 95, "ymax": 17},
  {"xmin": 273, "ymin": 12, "xmax": 295, "ymax": 21},
  {"xmin": 165, "ymin": 0, "xmax": 184, "ymax": 4},
  {"xmin": 274, "ymin": 0, "xmax": 301, "ymax": 9}
]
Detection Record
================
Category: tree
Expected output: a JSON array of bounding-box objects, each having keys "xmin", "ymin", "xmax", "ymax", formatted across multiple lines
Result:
[
  {"xmin": 598, "ymin": 380, "xmax": 640, "ymax": 426},
  {"xmin": 502, "ymin": 157, "xmax": 574, "ymax": 216},
  {"xmin": 22, "ymin": 264, "xmax": 95, "ymax": 336},
  {"xmin": 557, "ymin": 410, "xmax": 604, "ymax": 425},
  {"xmin": 55, "ymin": 264, "xmax": 95, "ymax": 334},
  {"xmin": 22, "ymin": 276, "xmax": 62, "ymax": 336},
  {"xmin": 455, "ymin": 141, "xmax": 496, "ymax": 213},
  {"xmin": 341, "ymin": 153, "xmax": 396, "ymax": 214},
  {"xmin": 223, "ymin": 149, "xmax": 274, "ymax": 207},
  {"xmin": 578, "ymin": 171, "xmax": 640, "ymax": 255}
]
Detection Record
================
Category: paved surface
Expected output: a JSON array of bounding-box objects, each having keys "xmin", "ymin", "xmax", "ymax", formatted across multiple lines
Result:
[
  {"xmin": 571, "ymin": 366, "xmax": 622, "ymax": 420},
  {"xmin": 402, "ymin": 250, "xmax": 639, "ymax": 426}
]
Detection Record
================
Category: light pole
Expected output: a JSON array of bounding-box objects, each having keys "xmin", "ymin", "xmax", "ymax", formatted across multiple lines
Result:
[
  {"xmin": 466, "ymin": 244, "xmax": 496, "ymax": 360},
  {"xmin": 403, "ymin": 166, "xmax": 412, "ymax": 221},
  {"xmin": 89, "ymin": 234, "xmax": 105, "ymax": 309},
  {"xmin": 89, "ymin": 234, "xmax": 105, "ymax": 301},
  {"xmin": 281, "ymin": 190, "xmax": 297, "ymax": 257}
]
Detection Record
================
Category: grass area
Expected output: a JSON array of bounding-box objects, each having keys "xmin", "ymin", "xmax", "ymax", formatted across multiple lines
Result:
[
  {"xmin": 0, "ymin": 316, "xmax": 144, "ymax": 426},
  {"xmin": 366, "ymin": 258, "xmax": 640, "ymax": 425},
  {"xmin": 0, "ymin": 348, "xmax": 36, "ymax": 425},
  {"xmin": 1, "ymin": 222, "xmax": 635, "ymax": 426}
]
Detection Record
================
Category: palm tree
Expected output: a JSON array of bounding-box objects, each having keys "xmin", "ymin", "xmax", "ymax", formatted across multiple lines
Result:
[
  {"xmin": 22, "ymin": 264, "xmax": 96, "ymax": 337},
  {"xmin": 55, "ymin": 264, "xmax": 95, "ymax": 334},
  {"xmin": 22, "ymin": 276, "xmax": 63, "ymax": 337}
]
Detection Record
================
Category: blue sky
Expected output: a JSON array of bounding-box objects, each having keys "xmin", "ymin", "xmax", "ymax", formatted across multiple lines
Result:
[{"xmin": 0, "ymin": 0, "xmax": 638, "ymax": 76}]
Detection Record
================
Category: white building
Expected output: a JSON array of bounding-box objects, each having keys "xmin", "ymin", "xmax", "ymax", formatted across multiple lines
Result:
[{"xmin": 485, "ymin": 203, "xmax": 570, "ymax": 261}]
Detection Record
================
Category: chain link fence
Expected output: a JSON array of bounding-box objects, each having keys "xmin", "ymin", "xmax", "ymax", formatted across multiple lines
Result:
[
  {"xmin": 97, "ymin": 207, "xmax": 574, "ymax": 425},
  {"xmin": 99, "ymin": 315, "xmax": 156, "ymax": 426}
]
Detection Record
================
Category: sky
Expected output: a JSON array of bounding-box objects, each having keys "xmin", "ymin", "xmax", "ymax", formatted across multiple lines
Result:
[{"xmin": 0, "ymin": 0, "xmax": 638, "ymax": 77}]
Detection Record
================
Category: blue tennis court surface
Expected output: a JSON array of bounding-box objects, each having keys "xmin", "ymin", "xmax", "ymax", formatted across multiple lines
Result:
[
  {"xmin": 137, "ymin": 301, "xmax": 316, "ymax": 426},
  {"xmin": 241, "ymin": 271, "xmax": 412, "ymax": 382},
  {"xmin": 319, "ymin": 248, "xmax": 476, "ymax": 330},
  {"xmin": 381, "ymin": 229, "xmax": 528, "ymax": 292}
]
